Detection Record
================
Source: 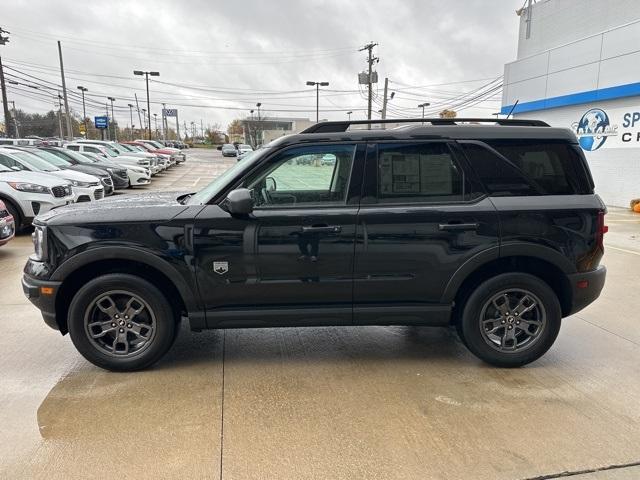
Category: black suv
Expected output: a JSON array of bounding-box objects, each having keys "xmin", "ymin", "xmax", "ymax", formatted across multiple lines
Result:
[{"xmin": 22, "ymin": 119, "xmax": 607, "ymax": 371}]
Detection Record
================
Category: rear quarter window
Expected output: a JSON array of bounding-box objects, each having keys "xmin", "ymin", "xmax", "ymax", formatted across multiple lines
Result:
[{"xmin": 462, "ymin": 140, "xmax": 593, "ymax": 196}]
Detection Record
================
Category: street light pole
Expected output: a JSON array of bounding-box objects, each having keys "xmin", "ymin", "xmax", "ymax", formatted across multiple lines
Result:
[
  {"xmin": 77, "ymin": 86, "xmax": 88, "ymax": 138},
  {"xmin": 347, "ymin": 111, "xmax": 353, "ymax": 120},
  {"xmin": 418, "ymin": 102, "xmax": 430, "ymax": 124},
  {"xmin": 306, "ymin": 81, "xmax": 329, "ymax": 123},
  {"xmin": 153, "ymin": 113, "xmax": 158, "ymax": 139},
  {"xmin": 127, "ymin": 104, "xmax": 134, "ymax": 140},
  {"xmin": 134, "ymin": 70, "xmax": 159, "ymax": 140},
  {"xmin": 107, "ymin": 96, "xmax": 117, "ymax": 141}
]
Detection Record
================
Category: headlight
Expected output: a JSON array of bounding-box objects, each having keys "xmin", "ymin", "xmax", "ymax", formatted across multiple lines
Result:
[
  {"xmin": 70, "ymin": 180, "xmax": 93, "ymax": 188},
  {"xmin": 8, "ymin": 182, "xmax": 49, "ymax": 194},
  {"xmin": 106, "ymin": 168, "xmax": 114, "ymax": 173},
  {"xmin": 31, "ymin": 225, "xmax": 47, "ymax": 261}
]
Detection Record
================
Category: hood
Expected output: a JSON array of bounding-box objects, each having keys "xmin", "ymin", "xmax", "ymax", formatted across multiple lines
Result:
[
  {"xmin": 0, "ymin": 170, "xmax": 72, "ymax": 187},
  {"xmin": 49, "ymin": 169, "xmax": 100, "ymax": 184},
  {"xmin": 66, "ymin": 165, "xmax": 109, "ymax": 178},
  {"xmin": 36, "ymin": 190, "xmax": 191, "ymax": 225},
  {"xmin": 156, "ymin": 148, "xmax": 179, "ymax": 154}
]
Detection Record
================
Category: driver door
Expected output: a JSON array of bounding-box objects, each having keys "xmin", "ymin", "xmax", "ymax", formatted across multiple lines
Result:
[{"xmin": 194, "ymin": 143, "xmax": 364, "ymax": 327}]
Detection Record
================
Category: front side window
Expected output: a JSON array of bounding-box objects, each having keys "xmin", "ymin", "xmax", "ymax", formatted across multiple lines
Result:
[
  {"xmin": 376, "ymin": 142, "xmax": 465, "ymax": 203},
  {"xmin": 246, "ymin": 144, "xmax": 356, "ymax": 208},
  {"xmin": 67, "ymin": 145, "xmax": 80, "ymax": 151}
]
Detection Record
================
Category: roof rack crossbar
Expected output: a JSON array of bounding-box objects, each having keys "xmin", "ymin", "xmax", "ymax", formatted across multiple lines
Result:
[{"xmin": 300, "ymin": 118, "xmax": 549, "ymax": 134}]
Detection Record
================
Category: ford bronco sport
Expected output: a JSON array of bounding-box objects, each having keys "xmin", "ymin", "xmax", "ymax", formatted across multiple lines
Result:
[{"xmin": 22, "ymin": 118, "xmax": 607, "ymax": 371}]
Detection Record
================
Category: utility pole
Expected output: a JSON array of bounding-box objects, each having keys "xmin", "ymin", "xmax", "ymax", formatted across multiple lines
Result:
[
  {"xmin": 175, "ymin": 110, "xmax": 180, "ymax": 141},
  {"xmin": 127, "ymin": 104, "xmax": 135, "ymax": 140},
  {"xmin": 161, "ymin": 103, "xmax": 167, "ymax": 141},
  {"xmin": 9, "ymin": 100, "xmax": 18, "ymax": 137},
  {"xmin": 57, "ymin": 41, "xmax": 73, "ymax": 140},
  {"xmin": 381, "ymin": 77, "xmax": 389, "ymax": 128},
  {"xmin": 359, "ymin": 42, "xmax": 378, "ymax": 127},
  {"xmin": 200, "ymin": 118, "xmax": 204, "ymax": 140},
  {"xmin": 104, "ymin": 102, "xmax": 110, "ymax": 140},
  {"xmin": 56, "ymin": 93, "xmax": 64, "ymax": 140},
  {"xmin": 107, "ymin": 96, "xmax": 116, "ymax": 141},
  {"xmin": 0, "ymin": 58, "xmax": 11, "ymax": 138},
  {"xmin": 134, "ymin": 93, "xmax": 143, "ymax": 138}
]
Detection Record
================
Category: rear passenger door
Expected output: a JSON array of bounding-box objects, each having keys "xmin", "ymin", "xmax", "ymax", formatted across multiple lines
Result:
[{"xmin": 353, "ymin": 141, "xmax": 499, "ymax": 325}]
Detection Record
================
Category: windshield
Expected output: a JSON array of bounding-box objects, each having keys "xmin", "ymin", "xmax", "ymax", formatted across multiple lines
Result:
[
  {"xmin": 101, "ymin": 146, "xmax": 119, "ymax": 157},
  {"xmin": 13, "ymin": 151, "xmax": 60, "ymax": 172},
  {"xmin": 117, "ymin": 143, "xmax": 134, "ymax": 152},
  {"xmin": 147, "ymin": 141, "xmax": 164, "ymax": 149},
  {"xmin": 57, "ymin": 148, "xmax": 94, "ymax": 164},
  {"xmin": 32, "ymin": 149, "xmax": 72, "ymax": 167},
  {"xmin": 187, "ymin": 147, "xmax": 271, "ymax": 205}
]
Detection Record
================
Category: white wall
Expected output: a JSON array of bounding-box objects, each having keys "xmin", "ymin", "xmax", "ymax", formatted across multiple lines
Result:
[
  {"xmin": 517, "ymin": 0, "xmax": 640, "ymax": 59},
  {"xmin": 515, "ymin": 97, "xmax": 640, "ymax": 207}
]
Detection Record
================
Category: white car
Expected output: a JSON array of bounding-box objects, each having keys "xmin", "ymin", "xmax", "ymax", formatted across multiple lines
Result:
[
  {"xmin": 0, "ymin": 163, "xmax": 74, "ymax": 230},
  {"xmin": 0, "ymin": 147, "xmax": 104, "ymax": 202},
  {"xmin": 64, "ymin": 142, "xmax": 160, "ymax": 172},
  {"xmin": 76, "ymin": 140, "xmax": 161, "ymax": 172},
  {"xmin": 80, "ymin": 152, "xmax": 151, "ymax": 187},
  {"xmin": 135, "ymin": 139, "xmax": 185, "ymax": 164},
  {"xmin": 238, "ymin": 144, "xmax": 254, "ymax": 156}
]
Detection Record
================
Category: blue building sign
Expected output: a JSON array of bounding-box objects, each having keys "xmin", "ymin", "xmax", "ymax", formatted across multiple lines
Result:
[{"xmin": 94, "ymin": 116, "xmax": 109, "ymax": 129}]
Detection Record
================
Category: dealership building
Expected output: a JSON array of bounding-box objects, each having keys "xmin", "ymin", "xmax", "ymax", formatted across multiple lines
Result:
[{"xmin": 501, "ymin": 0, "xmax": 640, "ymax": 207}]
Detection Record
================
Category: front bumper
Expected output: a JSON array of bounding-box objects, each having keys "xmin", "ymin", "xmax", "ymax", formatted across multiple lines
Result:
[
  {"xmin": 567, "ymin": 265, "xmax": 606, "ymax": 316},
  {"xmin": 111, "ymin": 173, "xmax": 129, "ymax": 189},
  {"xmin": 22, "ymin": 273, "xmax": 63, "ymax": 332}
]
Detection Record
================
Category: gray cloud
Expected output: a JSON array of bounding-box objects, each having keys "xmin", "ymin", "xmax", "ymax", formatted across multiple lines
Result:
[{"xmin": 3, "ymin": 0, "xmax": 522, "ymax": 129}]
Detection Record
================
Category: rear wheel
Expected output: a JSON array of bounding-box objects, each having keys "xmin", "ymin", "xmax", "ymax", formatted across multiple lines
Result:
[
  {"xmin": 67, "ymin": 274, "xmax": 177, "ymax": 371},
  {"xmin": 458, "ymin": 273, "xmax": 561, "ymax": 367}
]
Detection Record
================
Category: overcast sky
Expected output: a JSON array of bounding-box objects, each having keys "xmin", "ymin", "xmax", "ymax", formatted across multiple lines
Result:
[{"xmin": 2, "ymin": 0, "xmax": 523, "ymax": 130}]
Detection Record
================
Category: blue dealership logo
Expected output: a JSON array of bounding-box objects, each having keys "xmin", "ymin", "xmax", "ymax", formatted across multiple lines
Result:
[{"xmin": 574, "ymin": 108, "xmax": 617, "ymax": 151}]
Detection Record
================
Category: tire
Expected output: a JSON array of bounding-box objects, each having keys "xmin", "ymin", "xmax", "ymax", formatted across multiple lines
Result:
[
  {"xmin": 67, "ymin": 273, "xmax": 177, "ymax": 371},
  {"xmin": 3, "ymin": 199, "xmax": 23, "ymax": 231},
  {"xmin": 458, "ymin": 272, "xmax": 561, "ymax": 367}
]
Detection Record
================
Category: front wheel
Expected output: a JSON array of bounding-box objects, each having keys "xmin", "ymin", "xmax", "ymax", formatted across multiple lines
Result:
[
  {"xmin": 67, "ymin": 274, "xmax": 177, "ymax": 371},
  {"xmin": 458, "ymin": 273, "xmax": 561, "ymax": 367}
]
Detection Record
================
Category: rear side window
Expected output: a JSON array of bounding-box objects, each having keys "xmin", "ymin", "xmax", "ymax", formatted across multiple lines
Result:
[
  {"xmin": 462, "ymin": 140, "xmax": 592, "ymax": 196},
  {"xmin": 376, "ymin": 142, "xmax": 468, "ymax": 203}
]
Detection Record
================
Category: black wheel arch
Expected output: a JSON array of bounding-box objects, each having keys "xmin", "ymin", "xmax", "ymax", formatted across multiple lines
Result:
[
  {"xmin": 52, "ymin": 246, "xmax": 200, "ymax": 334},
  {"xmin": 443, "ymin": 245, "xmax": 575, "ymax": 321}
]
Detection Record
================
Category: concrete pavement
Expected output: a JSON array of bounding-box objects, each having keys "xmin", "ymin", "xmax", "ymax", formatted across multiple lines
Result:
[{"xmin": 1, "ymin": 148, "xmax": 640, "ymax": 480}]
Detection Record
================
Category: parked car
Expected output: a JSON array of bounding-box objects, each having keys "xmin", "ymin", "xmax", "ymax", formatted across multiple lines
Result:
[
  {"xmin": 22, "ymin": 118, "xmax": 607, "ymax": 371},
  {"xmin": 237, "ymin": 144, "xmax": 253, "ymax": 156},
  {"xmin": 220, "ymin": 143, "xmax": 237, "ymax": 157},
  {"xmin": 35, "ymin": 147, "xmax": 115, "ymax": 196},
  {"xmin": 0, "ymin": 147, "xmax": 104, "ymax": 202},
  {"xmin": 134, "ymin": 139, "xmax": 185, "ymax": 164},
  {"xmin": 122, "ymin": 142, "xmax": 171, "ymax": 171},
  {"xmin": 80, "ymin": 152, "xmax": 151, "ymax": 188},
  {"xmin": 41, "ymin": 146, "xmax": 129, "ymax": 190},
  {"xmin": 0, "ymin": 162, "xmax": 73, "ymax": 231},
  {"xmin": 0, "ymin": 199, "xmax": 15, "ymax": 247},
  {"xmin": 76, "ymin": 140, "xmax": 159, "ymax": 171},
  {"xmin": 0, "ymin": 138, "xmax": 43, "ymax": 146}
]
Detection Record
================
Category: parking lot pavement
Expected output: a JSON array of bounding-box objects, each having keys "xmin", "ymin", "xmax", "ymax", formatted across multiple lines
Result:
[{"xmin": 2, "ymin": 148, "xmax": 640, "ymax": 479}]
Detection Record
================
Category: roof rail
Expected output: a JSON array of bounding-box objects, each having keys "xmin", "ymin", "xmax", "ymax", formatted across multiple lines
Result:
[{"xmin": 299, "ymin": 118, "xmax": 550, "ymax": 134}]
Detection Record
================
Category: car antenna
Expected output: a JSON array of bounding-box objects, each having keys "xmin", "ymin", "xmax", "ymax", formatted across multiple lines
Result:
[{"xmin": 505, "ymin": 100, "xmax": 519, "ymax": 119}]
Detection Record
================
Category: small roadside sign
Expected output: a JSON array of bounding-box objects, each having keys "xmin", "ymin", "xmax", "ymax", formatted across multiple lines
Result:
[
  {"xmin": 94, "ymin": 116, "xmax": 109, "ymax": 129},
  {"xmin": 163, "ymin": 109, "xmax": 177, "ymax": 117}
]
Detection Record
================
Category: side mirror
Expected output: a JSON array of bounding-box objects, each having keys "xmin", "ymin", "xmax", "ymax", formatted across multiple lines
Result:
[
  {"xmin": 265, "ymin": 176, "xmax": 276, "ymax": 192},
  {"xmin": 225, "ymin": 188, "xmax": 254, "ymax": 215},
  {"xmin": 217, "ymin": 146, "xmax": 222, "ymax": 151}
]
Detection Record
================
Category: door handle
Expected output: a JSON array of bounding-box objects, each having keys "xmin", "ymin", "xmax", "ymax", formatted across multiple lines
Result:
[
  {"xmin": 438, "ymin": 222, "xmax": 479, "ymax": 231},
  {"xmin": 301, "ymin": 225, "xmax": 342, "ymax": 233}
]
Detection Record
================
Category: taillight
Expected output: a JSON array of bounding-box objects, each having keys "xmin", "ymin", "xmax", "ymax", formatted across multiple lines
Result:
[{"xmin": 596, "ymin": 210, "xmax": 607, "ymax": 250}]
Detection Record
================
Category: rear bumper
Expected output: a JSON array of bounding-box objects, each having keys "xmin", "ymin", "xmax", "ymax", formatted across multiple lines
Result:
[
  {"xmin": 22, "ymin": 274, "xmax": 63, "ymax": 332},
  {"xmin": 567, "ymin": 265, "xmax": 606, "ymax": 316}
]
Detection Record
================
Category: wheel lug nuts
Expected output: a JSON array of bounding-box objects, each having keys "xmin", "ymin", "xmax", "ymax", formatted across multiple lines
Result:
[
  {"xmin": 119, "ymin": 328, "xmax": 124, "ymax": 333},
  {"xmin": 501, "ymin": 320, "xmax": 506, "ymax": 324},
  {"xmin": 124, "ymin": 315, "xmax": 129, "ymax": 320},
  {"xmin": 127, "ymin": 324, "xmax": 132, "ymax": 328},
  {"xmin": 111, "ymin": 323, "xmax": 116, "ymax": 327},
  {"xmin": 115, "ymin": 314, "xmax": 119, "ymax": 319},
  {"xmin": 516, "ymin": 321, "xmax": 520, "ymax": 324},
  {"xmin": 515, "ymin": 312, "xmax": 519, "ymax": 316},
  {"xmin": 507, "ymin": 325, "xmax": 513, "ymax": 329}
]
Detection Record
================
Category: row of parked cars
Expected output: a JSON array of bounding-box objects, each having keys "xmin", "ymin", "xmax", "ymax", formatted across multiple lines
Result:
[{"xmin": 0, "ymin": 138, "xmax": 187, "ymax": 243}]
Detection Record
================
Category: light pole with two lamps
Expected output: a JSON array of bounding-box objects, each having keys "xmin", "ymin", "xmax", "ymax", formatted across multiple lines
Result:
[
  {"xmin": 306, "ymin": 81, "xmax": 329, "ymax": 123},
  {"xmin": 133, "ymin": 70, "xmax": 159, "ymax": 139}
]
